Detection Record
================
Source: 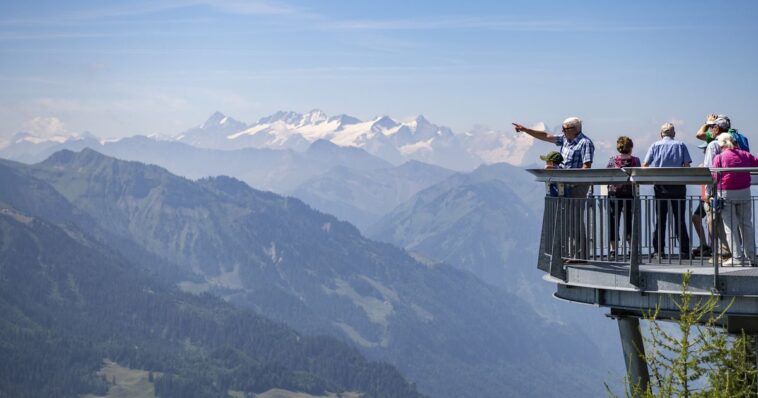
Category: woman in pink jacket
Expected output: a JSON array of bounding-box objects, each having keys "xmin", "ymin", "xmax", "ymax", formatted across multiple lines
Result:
[{"xmin": 712, "ymin": 133, "xmax": 758, "ymax": 266}]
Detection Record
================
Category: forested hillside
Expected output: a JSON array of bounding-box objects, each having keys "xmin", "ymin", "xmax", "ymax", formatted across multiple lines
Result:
[{"xmin": 0, "ymin": 163, "xmax": 423, "ymax": 398}]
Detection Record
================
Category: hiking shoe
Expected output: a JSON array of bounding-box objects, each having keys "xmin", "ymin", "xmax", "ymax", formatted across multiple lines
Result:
[
  {"xmin": 692, "ymin": 246, "xmax": 712, "ymax": 257},
  {"xmin": 721, "ymin": 258, "xmax": 746, "ymax": 267},
  {"xmin": 651, "ymin": 253, "xmax": 667, "ymax": 260}
]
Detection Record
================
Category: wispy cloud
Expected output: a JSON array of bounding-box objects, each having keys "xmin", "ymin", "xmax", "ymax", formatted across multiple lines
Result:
[
  {"xmin": 0, "ymin": 0, "xmax": 302, "ymax": 27},
  {"xmin": 194, "ymin": 0, "xmax": 301, "ymax": 16},
  {"xmin": 323, "ymin": 15, "xmax": 696, "ymax": 33},
  {"xmin": 0, "ymin": 32, "xmax": 110, "ymax": 40},
  {"xmin": 173, "ymin": 64, "xmax": 482, "ymax": 81},
  {"xmin": 326, "ymin": 15, "xmax": 569, "ymax": 31},
  {"xmin": 22, "ymin": 116, "xmax": 68, "ymax": 137}
]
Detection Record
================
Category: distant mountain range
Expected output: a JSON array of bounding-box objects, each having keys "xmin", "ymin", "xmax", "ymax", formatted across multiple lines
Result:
[
  {"xmin": 2, "ymin": 110, "xmax": 553, "ymax": 171},
  {"xmin": 292, "ymin": 160, "xmax": 456, "ymax": 230},
  {"xmin": 0, "ymin": 134, "xmax": 392, "ymax": 193},
  {"xmin": 7, "ymin": 149, "xmax": 609, "ymax": 398}
]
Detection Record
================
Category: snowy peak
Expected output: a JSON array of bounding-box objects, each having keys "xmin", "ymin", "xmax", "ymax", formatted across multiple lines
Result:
[
  {"xmin": 201, "ymin": 111, "xmax": 227, "ymax": 128},
  {"xmin": 412, "ymin": 115, "xmax": 448, "ymax": 136},
  {"xmin": 328, "ymin": 114, "xmax": 361, "ymax": 126},
  {"xmin": 198, "ymin": 111, "xmax": 246, "ymax": 131},
  {"xmin": 410, "ymin": 115, "xmax": 430, "ymax": 128},
  {"xmin": 372, "ymin": 116, "xmax": 399, "ymax": 130},
  {"xmin": 175, "ymin": 112, "xmax": 249, "ymax": 149},
  {"xmin": 301, "ymin": 109, "xmax": 328, "ymax": 125},
  {"xmin": 258, "ymin": 111, "xmax": 303, "ymax": 125}
]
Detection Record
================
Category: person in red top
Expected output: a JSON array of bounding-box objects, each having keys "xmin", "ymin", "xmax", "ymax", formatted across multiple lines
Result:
[
  {"xmin": 711, "ymin": 133, "xmax": 758, "ymax": 266},
  {"xmin": 605, "ymin": 136, "xmax": 640, "ymax": 258}
]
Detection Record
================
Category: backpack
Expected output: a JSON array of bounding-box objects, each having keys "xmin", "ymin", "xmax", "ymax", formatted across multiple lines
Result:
[{"xmin": 730, "ymin": 129, "xmax": 750, "ymax": 152}]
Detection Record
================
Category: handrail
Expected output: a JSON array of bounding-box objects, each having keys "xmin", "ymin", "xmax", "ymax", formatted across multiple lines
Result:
[{"xmin": 527, "ymin": 167, "xmax": 758, "ymax": 185}]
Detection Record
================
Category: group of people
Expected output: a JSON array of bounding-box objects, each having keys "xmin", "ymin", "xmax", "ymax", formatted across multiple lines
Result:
[{"xmin": 513, "ymin": 114, "xmax": 758, "ymax": 266}]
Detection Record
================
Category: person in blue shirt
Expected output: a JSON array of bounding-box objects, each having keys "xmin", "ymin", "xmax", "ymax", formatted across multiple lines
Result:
[{"xmin": 643, "ymin": 122, "xmax": 692, "ymax": 259}]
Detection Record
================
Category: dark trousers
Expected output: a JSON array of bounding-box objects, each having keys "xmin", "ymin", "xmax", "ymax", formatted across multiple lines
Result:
[
  {"xmin": 652, "ymin": 185, "xmax": 690, "ymax": 254},
  {"xmin": 609, "ymin": 195, "xmax": 633, "ymax": 243}
]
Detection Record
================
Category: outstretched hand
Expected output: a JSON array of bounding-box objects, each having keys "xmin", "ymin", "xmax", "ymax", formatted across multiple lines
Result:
[{"xmin": 512, "ymin": 123, "xmax": 527, "ymax": 133}]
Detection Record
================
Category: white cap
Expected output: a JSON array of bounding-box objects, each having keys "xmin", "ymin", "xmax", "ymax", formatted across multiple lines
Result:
[{"xmin": 711, "ymin": 118, "xmax": 730, "ymax": 130}]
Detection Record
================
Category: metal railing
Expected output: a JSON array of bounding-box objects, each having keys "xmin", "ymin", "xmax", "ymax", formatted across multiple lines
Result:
[{"xmin": 530, "ymin": 167, "xmax": 758, "ymax": 291}]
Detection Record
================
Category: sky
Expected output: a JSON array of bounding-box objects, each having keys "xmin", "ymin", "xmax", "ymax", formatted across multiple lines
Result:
[{"xmin": 1, "ymin": 0, "xmax": 758, "ymax": 150}]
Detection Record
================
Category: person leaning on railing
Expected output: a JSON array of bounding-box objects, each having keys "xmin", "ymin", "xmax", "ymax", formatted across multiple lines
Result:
[
  {"xmin": 642, "ymin": 122, "xmax": 692, "ymax": 260},
  {"xmin": 605, "ymin": 136, "xmax": 640, "ymax": 257},
  {"xmin": 711, "ymin": 133, "xmax": 758, "ymax": 267},
  {"xmin": 704, "ymin": 117, "xmax": 735, "ymax": 260}
]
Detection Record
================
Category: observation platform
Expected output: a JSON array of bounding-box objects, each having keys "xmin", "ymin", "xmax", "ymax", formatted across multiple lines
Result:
[{"xmin": 529, "ymin": 167, "xmax": 758, "ymax": 333}]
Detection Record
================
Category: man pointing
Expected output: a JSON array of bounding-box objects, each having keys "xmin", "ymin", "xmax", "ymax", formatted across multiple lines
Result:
[{"xmin": 513, "ymin": 116, "xmax": 595, "ymax": 197}]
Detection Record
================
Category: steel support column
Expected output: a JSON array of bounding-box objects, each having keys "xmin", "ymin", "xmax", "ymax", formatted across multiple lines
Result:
[{"xmin": 617, "ymin": 316, "xmax": 649, "ymax": 397}]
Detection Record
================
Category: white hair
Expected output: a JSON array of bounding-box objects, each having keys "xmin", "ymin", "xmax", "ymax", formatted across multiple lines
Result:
[
  {"xmin": 660, "ymin": 122, "xmax": 676, "ymax": 137},
  {"xmin": 717, "ymin": 132, "xmax": 736, "ymax": 149},
  {"xmin": 562, "ymin": 117, "xmax": 582, "ymax": 132}
]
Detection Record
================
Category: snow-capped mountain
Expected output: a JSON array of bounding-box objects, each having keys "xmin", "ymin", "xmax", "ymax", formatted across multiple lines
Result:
[
  {"xmin": 3, "ymin": 110, "xmax": 553, "ymax": 171},
  {"xmin": 176, "ymin": 111, "xmax": 248, "ymax": 149},
  {"xmin": 186, "ymin": 110, "xmax": 484, "ymax": 169},
  {"xmin": 460, "ymin": 122, "xmax": 551, "ymax": 167}
]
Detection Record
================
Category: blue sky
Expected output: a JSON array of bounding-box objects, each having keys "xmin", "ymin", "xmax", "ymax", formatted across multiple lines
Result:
[{"xmin": 1, "ymin": 0, "xmax": 757, "ymax": 150}]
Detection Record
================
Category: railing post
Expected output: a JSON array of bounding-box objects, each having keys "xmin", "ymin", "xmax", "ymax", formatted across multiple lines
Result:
[
  {"xmin": 629, "ymin": 187, "xmax": 642, "ymax": 287},
  {"xmin": 537, "ymin": 195, "xmax": 553, "ymax": 272},
  {"xmin": 549, "ymin": 197, "xmax": 567, "ymax": 281}
]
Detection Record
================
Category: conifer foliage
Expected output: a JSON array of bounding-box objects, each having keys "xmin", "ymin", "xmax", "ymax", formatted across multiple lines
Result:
[{"xmin": 613, "ymin": 273, "xmax": 756, "ymax": 398}]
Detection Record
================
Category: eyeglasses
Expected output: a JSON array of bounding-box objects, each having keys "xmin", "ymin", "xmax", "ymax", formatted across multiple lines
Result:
[{"xmin": 562, "ymin": 126, "xmax": 576, "ymax": 132}]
